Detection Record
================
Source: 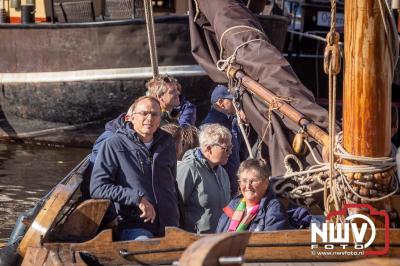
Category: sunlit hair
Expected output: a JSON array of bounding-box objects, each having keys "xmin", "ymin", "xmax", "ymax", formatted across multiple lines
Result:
[
  {"xmin": 181, "ymin": 125, "xmax": 199, "ymax": 157},
  {"xmin": 146, "ymin": 74, "xmax": 181, "ymax": 98},
  {"xmin": 127, "ymin": 96, "xmax": 161, "ymax": 116},
  {"xmin": 237, "ymin": 159, "xmax": 271, "ymax": 181},
  {"xmin": 198, "ymin": 123, "xmax": 232, "ymax": 151}
]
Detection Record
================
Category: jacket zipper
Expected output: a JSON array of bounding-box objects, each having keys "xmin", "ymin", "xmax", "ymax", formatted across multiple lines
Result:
[
  {"xmin": 136, "ymin": 151, "xmax": 145, "ymax": 174},
  {"xmin": 150, "ymin": 156, "xmax": 158, "ymax": 204},
  {"xmin": 142, "ymin": 143, "xmax": 159, "ymax": 205}
]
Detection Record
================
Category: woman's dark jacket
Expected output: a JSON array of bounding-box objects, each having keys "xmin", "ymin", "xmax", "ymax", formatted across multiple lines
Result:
[
  {"xmin": 90, "ymin": 123, "xmax": 180, "ymax": 236},
  {"xmin": 216, "ymin": 187, "xmax": 288, "ymax": 232}
]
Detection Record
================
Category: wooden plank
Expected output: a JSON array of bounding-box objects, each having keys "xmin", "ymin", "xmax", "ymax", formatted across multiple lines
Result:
[
  {"xmin": 21, "ymin": 247, "xmax": 49, "ymax": 266},
  {"xmin": 58, "ymin": 199, "xmax": 110, "ymax": 239},
  {"xmin": 17, "ymin": 179, "xmax": 81, "ymax": 256},
  {"xmin": 179, "ymin": 232, "xmax": 250, "ymax": 266},
  {"xmin": 39, "ymin": 228, "xmax": 400, "ymax": 265}
]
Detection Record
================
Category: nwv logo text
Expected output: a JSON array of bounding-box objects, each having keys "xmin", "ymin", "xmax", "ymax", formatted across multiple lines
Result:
[{"xmin": 310, "ymin": 204, "xmax": 390, "ymax": 256}]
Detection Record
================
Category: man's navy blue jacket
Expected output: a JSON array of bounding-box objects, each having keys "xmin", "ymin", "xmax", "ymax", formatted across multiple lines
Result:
[
  {"xmin": 90, "ymin": 123, "xmax": 180, "ymax": 236},
  {"xmin": 201, "ymin": 107, "xmax": 241, "ymax": 196},
  {"xmin": 81, "ymin": 113, "xmax": 126, "ymax": 200},
  {"xmin": 90, "ymin": 113, "xmax": 126, "ymax": 165},
  {"xmin": 216, "ymin": 187, "xmax": 288, "ymax": 232}
]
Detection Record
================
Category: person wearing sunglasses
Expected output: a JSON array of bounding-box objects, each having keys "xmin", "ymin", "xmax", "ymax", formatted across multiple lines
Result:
[
  {"xmin": 176, "ymin": 123, "xmax": 232, "ymax": 233},
  {"xmin": 216, "ymin": 159, "xmax": 288, "ymax": 233},
  {"xmin": 146, "ymin": 74, "xmax": 196, "ymax": 127},
  {"xmin": 90, "ymin": 96, "xmax": 180, "ymax": 240}
]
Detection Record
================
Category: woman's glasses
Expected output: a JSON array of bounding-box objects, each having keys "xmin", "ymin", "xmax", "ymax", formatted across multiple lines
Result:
[{"xmin": 238, "ymin": 178, "xmax": 263, "ymax": 186}]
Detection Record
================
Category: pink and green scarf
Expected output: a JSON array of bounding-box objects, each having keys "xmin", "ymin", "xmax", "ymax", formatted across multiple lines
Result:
[{"xmin": 227, "ymin": 198, "xmax": 260, "ymax": 232}]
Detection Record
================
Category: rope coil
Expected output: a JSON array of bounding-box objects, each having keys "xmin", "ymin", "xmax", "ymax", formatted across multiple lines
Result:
[{"xmin": 271, "ymin": 133, "xmax": 398, "ymax": 209}]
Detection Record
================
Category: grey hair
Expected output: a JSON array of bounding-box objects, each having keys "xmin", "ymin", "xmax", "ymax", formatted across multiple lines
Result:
[{"xmin": 199, "ymin": 123, "xmax": 232, "ymax": 151}]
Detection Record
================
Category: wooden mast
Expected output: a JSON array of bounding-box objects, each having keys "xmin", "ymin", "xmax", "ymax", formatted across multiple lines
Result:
[
  {"xmin": 343, "ymin": 0, "xmax": 392, "ymax": 157},
  {"xmin": 343, "ymin": 1, "xmax": 394, "ymax": 213}
]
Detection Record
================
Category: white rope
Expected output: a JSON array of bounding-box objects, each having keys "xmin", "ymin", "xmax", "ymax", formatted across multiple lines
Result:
[
  {"xmin": 232, "ymin": 97, "xmax": 254, "ymax": 159},
  {"xmin": 271, "ymin": 131, "xmax": 398, "ymax": 207},
  {"xmin": 334, "ymin": 133, "xmax": 397, "ymax": 173},
  {"xmin": 377, "ymin": 0, "xmax": 399, "ymax": 73},
  {"xmin": 193, "ymin": 0, "xmax": 200, "ymax": 22},
  {"xmin": 216, "ymin": 25, "xmax": 266, "ymax": 72}
]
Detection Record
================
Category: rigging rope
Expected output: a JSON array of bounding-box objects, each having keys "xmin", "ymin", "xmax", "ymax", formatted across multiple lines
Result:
[
  {"xmin": 214, "ymin": 2, "xmax": 399, "ymax": 213},
  {"xmin": 143, "ymin": 0, "xmax": 159, "ymax": 78},
  {"xmin": 271, "ymin": 134, "xmax": 398, "ymax": 208},
  {"xmin": 325, "ymin": 0, "xmax": 341, "ymax": 215}
]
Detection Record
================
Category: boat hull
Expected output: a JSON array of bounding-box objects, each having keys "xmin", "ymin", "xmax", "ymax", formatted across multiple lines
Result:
[
  {"xmin": 0, "ymin": 15, "xmax": 289, "ymax": 137},
  {"xmin": 23, "ymin": 227, "xmax": 400, "ymax": 265}
]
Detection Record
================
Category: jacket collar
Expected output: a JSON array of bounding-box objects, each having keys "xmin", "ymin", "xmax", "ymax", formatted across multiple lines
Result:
[
  {"xmin": 210, "ymin": 106, "xmax": 233, "ymax": 120},
  {"xmin": 224, "ymin": 186, "xmax": 276, "ymax": 217},
  {"xmin": 195, "ymin": 148, "xmax": 218, "ymax": 171}
]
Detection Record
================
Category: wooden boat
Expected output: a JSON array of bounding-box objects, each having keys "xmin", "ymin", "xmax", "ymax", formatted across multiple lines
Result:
[
  {"xmin": 2, "ymin": 0, "xmax": 400, "ymax": 265},
  {"xmin": 0, "ymin": 0, "xmax": 288, "ymax": 144}
]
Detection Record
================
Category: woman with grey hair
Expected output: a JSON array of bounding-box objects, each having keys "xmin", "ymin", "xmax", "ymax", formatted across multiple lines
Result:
[{"xmin": 176, "ymin": 123, "xmax": 232, "ymax": 233}]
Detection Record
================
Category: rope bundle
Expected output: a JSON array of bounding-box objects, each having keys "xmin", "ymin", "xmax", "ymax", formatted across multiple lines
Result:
[{"xmin": 271, "ymin": 133, "xmax": 399, "ymax": 214}]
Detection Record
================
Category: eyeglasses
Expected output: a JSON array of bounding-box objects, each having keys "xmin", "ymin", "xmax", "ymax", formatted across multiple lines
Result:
[
  {"xmin": 213, "ymin": 144, "xmax": 233, "ymax": 153},
  {"xmin": 238, "ymin": 178, "xmax": 263, "ymax": 186},
  {"xmin": 161, "ymin": 75, "xmax": 177, "ymax": 83},
  {"xmin": 133, "ymin": 111, "xmax": 161, "ymax": 118}
]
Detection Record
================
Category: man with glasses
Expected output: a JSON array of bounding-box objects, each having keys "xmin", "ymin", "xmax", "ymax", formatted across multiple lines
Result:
[
  {"xmin": 90, "ymin": 96, "xmax": 180, "ymax": 240},
  {"xmin": 201, "ymin": 84, "xmax": 243, "ymax": 197},
  {"xmin": 176, "ymin": 123, "xmax": 232, "ymax": 233}
]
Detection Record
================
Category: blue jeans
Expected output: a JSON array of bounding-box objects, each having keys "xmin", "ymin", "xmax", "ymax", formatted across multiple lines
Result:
[{"xmin": 119, "ymin": 227, "xmax": 154, "ymax": 240}]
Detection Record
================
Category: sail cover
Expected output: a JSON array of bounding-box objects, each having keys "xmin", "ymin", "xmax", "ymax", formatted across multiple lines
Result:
[{"xmin": 189, "ymin": 0, "xmax": 330, "ymax": 177}]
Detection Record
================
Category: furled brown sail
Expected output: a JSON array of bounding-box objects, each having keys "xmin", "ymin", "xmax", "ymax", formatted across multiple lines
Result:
[{"xmin": 189, "ymin": 0, "xmax": 330, "ymax": 177}]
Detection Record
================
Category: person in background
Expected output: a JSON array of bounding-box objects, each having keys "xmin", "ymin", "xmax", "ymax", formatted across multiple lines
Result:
[
  {"xmin": 161, "ymin": 123, "xmax": 183, "ymax": 160},
  {"xmin": 216, "ymin": 159, "xmax": 288, "ymax": 232},
  {"xmin": 201, "ymin": 84, "xmax": 242, "ymax": 196},
  {"xmin": 175, "ymin": 84, "xmax": 197, "ymax": 126},
  {"xmin": 177, "ymin": 123, "xmax": 231, "ymax": 233},
  {"xmin": 147, "ymin": 75, "xmax": 196, "ymax": 126},
  {"xmin": 180, "ymin": 125, "xmax": 199, "ymax": 160},
  {"xmin": 90, "ymin": 96, "xmax": 180, "ymax": 240}
]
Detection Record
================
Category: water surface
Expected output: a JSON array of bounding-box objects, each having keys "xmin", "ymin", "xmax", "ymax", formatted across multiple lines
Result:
[{"xmin": 0, "ymin": 141, "xmax": 89, "ymax": 244}]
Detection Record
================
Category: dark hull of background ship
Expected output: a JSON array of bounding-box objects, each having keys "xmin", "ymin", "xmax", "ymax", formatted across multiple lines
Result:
[{"xmin": 0, "ymin": 15, "xmax": 289, "ymax": 138}]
